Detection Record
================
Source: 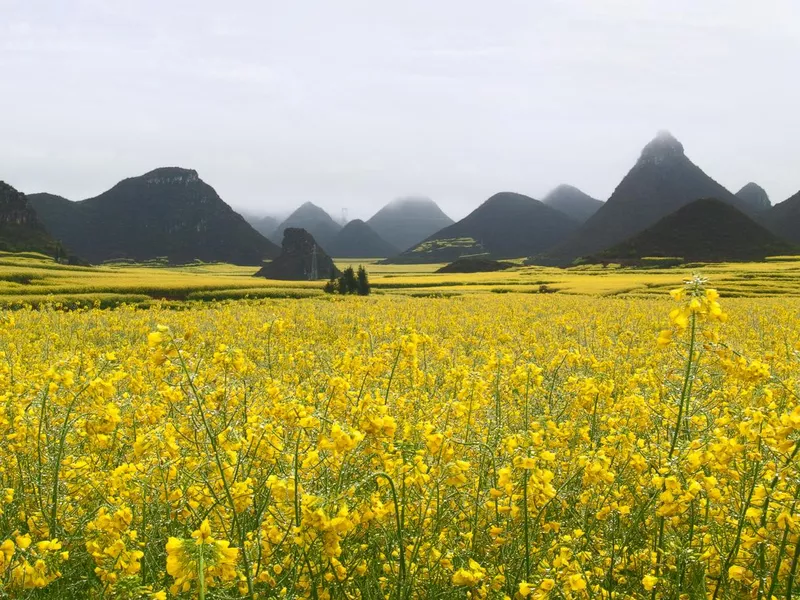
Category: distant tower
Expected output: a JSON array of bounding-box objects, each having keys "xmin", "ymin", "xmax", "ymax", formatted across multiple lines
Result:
[
  {"xmin": 341, "ymin": 208, "xmax": 348, "ymax": 225},
  {"xmin": 310, "ymin": 245, "xmax": 319, "ymax": 280}
]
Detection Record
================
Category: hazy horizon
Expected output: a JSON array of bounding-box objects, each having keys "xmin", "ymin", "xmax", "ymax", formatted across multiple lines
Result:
[{"xmin": 3, "ymin": 0, "xmax": 800, "ymax": 221}]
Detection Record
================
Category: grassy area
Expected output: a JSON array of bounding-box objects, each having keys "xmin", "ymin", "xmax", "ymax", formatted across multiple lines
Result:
[{"xmin": 1, "ymin": 254, "xmax": 800, "ymax": 307}]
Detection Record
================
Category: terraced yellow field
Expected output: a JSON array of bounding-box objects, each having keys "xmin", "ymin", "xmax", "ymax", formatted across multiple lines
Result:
[{"xmin": 1, "ymin": 253, "xmax": 800, "ymax": 308}]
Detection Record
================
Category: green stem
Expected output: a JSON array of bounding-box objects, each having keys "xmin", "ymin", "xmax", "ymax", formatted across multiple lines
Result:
[
  {"xmin": 669, "ymin": 312, "xmax": 697, "ymax": 458},
  {"xmin": 653, "ymin": 311, "xmax": 696, "ymax": 600},
  {"xmin": 198, "ymin": 544, "xmax": 206, "ymax": 600},
  {"xmin": 373, "ymin": 472, "xmax": 406, "ymax": 597}
]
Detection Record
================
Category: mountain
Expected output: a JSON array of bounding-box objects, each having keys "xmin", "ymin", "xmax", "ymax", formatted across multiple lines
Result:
[
  {"xmin": 595, "ymin": 198, "xmax": 796, "ymax": 262},
  {"xmin": 386, "ymin": 192, "xmax": 578, "ymax": 264},
  {"xmin": 0, "ymin": 181, "xmax": 63, "ymax": 256},
  {"xmin": 255, "ymin": 228, "xmax": 340, "ymax": 280},
  {"xmin": 270, "ymin": 202, "xmax": 341, "ymax": 251},
  {"xmin": 327, "ymin": 219, "xmax": 399, "ymax": 258},
  {"xmin": 539, "ymin": 131, "xmax": 754, "ymax": 264},
  {"xmin": 765, "ymin": 190, "xmax": 800, "ymax": 244},
  {"xmin": 366, "ymin": 196, "xmax": 454, "ymax": 252},
  {"xmin": 245, "ymin": 214, "xmax": 279, "ymax": 237},
  {"xmin": 543, "ymin": 184, "xmax": 604, "ymax": 223},
  {"xmin": 735, "ymin": 182, "xmax": 771, "ymax": 212},
  {"xmin": 28, "ymin": 167, "xmax": 279, "ymax": 265}
]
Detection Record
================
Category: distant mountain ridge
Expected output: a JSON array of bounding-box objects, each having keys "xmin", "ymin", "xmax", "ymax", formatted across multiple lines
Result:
[
  {"xmin": 270, "ymin": 202, "xmax": 341, "ymax": 251},
  {"xmin": 386, "ymin": 192, "xmax": 578, "ymax": 264},
  {"xmin": 0, "ymin": 181, "xmax": 64, "ymax": 256},
  {"xmin": 596, "ymin": 198, "xmax": 796, "ymax": 262},
  {"xmin": 328, "ymin": 219, "xmax": 398, "ymax": 258},
  {"xmin": 29, "ymin": 167, "xmax": 279, "ymax": 265},
  {"xmin": 539, "ymin": 131, "xmax": 755, "ymax": 264},
  {"xmin": 367, "ymin": 196, "xmax": 454, "ymax": 252},
  {"xmin": 543, "ymin": 184, "xmax": 604, "ymax": 223}
]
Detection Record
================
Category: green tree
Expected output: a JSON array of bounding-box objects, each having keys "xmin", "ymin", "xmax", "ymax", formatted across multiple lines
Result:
[
  {"xmin": 356, "ymin": 266, "xmax": 370, "ymax": 296},
  {"xmin": 343, "ymin": 267, "xmax": 358, "ymax": 294},
  {"xmin": 323, "ymin": 274, "xmax": 338, "ymax": 294}
]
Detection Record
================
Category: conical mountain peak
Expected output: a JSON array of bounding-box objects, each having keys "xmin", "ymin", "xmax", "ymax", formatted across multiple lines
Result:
[
  {"xmin": 543, "ymin": 185, "xmax": 603, "ymax": 223},
  {"xmin": 367, "ymin": 196, "xmax": 453, "ymax": 251},
  {"xmin": 735, "ymin": 182, "xmax": 771, "ymax": 211},
  {"xmin": 270, "ymin": 202, "xmax": 341, "ymax": 250},
  {"xmin": 328, "ymin": 219, "xmax": 399, "ymax": 258}
]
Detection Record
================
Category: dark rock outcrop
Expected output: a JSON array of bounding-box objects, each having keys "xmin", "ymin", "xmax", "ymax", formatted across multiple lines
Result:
[
  {"xmin": 255, "ymin": 228, "xmax": 341, "ymax": 280},
  {"xmin": 0, "ymin": 181, "xmax": 65, "ymax": 256},
  {"xmin": 436, "ymin": 257, "xmax": 515, "ymax": 273}
]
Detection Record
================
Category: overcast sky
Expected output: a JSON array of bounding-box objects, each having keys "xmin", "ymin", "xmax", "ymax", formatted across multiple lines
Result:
[{"xmin": 2, "ymin": 0, "xmax": 799, "ymax": 221}]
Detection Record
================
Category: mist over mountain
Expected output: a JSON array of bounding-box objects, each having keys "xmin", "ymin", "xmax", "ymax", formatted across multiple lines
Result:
[
  {"xmin": 269, "ymin": 202, "xmax": 342, "ymax": 251},
  {"xmin": 540, "ymin": 132, "xmax": 754, "ymax": 264},
  {"xmin": 387, "ymin": 192, "xmax": 578, "ymax": 264},
  {"xmin": 366, "ymin": 197, "xmax": 454, "ymax": 252},
  {"xmin": 596, "ymin": 198, "xmax": 796, "ymax": 262},
  {"xmin": 542, "ymin": 184, "xmax": 604, "ymax": 223},
  {"xmin": 28, "ymin": 167, "xmax": 279, "ymax": 265},
  {"xmin": 244, "ymin": 214, "xmax": 280, "ymax": 237}
]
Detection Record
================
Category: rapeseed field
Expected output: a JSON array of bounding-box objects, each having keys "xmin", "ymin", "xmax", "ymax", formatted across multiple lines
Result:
[{"xmin": 1, "ymin": 278, "xmax": 800, "ymax": 598}]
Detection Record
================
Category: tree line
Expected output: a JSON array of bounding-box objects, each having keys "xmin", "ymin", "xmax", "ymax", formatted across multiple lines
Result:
[{"xmin": 324, "ymin": 266, "xmax": 371, "ymax": 295}]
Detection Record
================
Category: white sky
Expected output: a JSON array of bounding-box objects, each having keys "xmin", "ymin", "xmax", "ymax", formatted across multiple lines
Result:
[{"xmin": 2, "ymin": 0, "xmax": 799, "ymax": 220}]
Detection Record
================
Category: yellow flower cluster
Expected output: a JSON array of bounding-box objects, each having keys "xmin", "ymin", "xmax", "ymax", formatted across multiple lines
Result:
[
  {"xmin": 165, "ymin": 520, "xmax": 238, "ymax": 595},
  {"xmin": 0, "ymin": 285, "xmax": 799, "ymax": 599}
]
